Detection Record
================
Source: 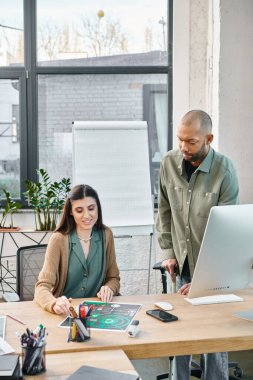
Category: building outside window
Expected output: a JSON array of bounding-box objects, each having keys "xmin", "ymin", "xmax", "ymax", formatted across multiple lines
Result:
[{"xmin": 0, "ymin": 0, "xmax": 171, "ymax": 204}]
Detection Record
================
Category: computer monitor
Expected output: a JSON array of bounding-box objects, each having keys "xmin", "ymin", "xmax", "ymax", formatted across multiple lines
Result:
[{"xmin": 188, "ymin": 204, "xmax": 253, "ymax": 298}]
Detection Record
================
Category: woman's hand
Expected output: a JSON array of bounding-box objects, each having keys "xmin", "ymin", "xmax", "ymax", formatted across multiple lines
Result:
[
  {"xmin": 53, "ymin": 296, "xmax": 72, "ymax": 314},
  {"xmin": 97, "ymin": 286, "xmax": 113, "ymax": 303}
]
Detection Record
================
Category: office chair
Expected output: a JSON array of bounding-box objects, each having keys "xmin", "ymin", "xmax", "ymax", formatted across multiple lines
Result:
[
  {"xmin": 153, "ymin": 262, "xmax": 243, "ymax": 380},
  {"xmin": 3, "ymin": 244, "xmax": 47, "ymax": 302}
]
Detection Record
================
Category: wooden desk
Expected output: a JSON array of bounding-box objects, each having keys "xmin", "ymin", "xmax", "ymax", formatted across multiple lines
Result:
[
  {"xmin": 2, "ymin": 291, "xmax": 253, "ymax": 359},
  {"xmin": 22, "ymin": 349, "xmax": 138, "ymax": 380}
]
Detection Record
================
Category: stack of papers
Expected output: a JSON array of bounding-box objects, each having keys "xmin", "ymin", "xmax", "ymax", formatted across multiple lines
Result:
[{"xmin": 185, "ymin": 293, "xmax": 244, "ymax": 305}]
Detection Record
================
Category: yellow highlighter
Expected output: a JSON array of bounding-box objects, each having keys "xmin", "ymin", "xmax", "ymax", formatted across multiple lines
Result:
[{"xmin": 71, "ymin": 321, "xmax": 77, "ymax": 340}]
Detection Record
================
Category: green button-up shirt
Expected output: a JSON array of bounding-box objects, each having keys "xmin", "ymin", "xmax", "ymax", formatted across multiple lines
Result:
[{"xmin": 156, "ymin": 147, "xmax": 239, "ymax": 277}]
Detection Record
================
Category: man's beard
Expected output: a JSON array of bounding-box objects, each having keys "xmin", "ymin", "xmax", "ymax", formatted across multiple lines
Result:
[{"xmin": 186, "ymin": 143, "xmax": 207, "ymax": 163}]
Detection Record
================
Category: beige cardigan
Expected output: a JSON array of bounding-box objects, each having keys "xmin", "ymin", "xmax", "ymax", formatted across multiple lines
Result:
[{"xmin": 34, "ymin": 226, "xmax": 120, "ymax": 313}]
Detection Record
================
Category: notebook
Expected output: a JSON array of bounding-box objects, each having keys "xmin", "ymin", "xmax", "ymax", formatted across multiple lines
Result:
[
  {"xmin": 233, "ymin": 309, "xmax": 253, "ymax": 322},
  {"xmin": 66, "ymin": 365, "xmax": 139, "ymax": 380},
  {"xmin": 0, "ymin": 354, "xmax": 19, "ymax": 376}
]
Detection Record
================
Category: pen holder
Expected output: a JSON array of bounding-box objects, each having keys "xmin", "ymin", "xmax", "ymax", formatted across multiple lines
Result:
[
  {"xmin": 69, "ymin": 316, "xmax": 90, "ymax": 342},
  {"xmin": 21, "ymin": 342, "xmax": 46, "ymax": 375}
]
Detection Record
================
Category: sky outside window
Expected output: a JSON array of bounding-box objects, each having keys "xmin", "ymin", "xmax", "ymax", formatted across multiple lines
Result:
[
  {"xmin": 0, "ymin": 1, "xmax": 24, "ymax": 66},
  {"xmin": 37, "ymin": 0, "xmax": 167, "ymax": 63}
]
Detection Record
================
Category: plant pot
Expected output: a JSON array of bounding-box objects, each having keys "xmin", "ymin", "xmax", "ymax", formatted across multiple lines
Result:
[{"xmin": 0, "ymin": 227, "xmax": 21, "ymax": 232}]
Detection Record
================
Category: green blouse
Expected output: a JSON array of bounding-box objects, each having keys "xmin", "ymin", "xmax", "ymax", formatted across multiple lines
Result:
[{"xmin": 63, "ymin": 228, "xmax": 106, "ymax": 298}]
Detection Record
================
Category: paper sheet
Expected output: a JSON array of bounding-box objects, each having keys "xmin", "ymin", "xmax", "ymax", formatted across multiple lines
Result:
[{"xmin": 0, "ymin": 336, "xmax": 15, "ymax": 355}]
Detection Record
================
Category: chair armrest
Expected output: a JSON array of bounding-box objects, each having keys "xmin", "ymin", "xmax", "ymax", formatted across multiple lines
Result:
[
  {"xmin": 2, "ymin": 292, "xmax": 20, "ymax": 302},
  {"xmin": 153, "ymin": 261, "xmax": 164, "ymax": 271}
]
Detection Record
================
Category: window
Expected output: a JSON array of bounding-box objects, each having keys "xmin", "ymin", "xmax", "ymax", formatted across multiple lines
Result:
[
  {"xmin": 37, "ymin": 0, "xmax": 168, "ymax": 66},
  {"xmin": 0, "ymin": 0, "xmax": 172, "ymax": 203},
  {"xmin": 38, "ymin": 73, "xmax": 167, "ymax": 183},
  {"xmin": 0, "ymin": 79, "xmax": 21, "ymax": 197},
  {"xmin": 0, "ymin": 1, "xmax": 24, "ymax": 67},
  {"xmin": 144, "ymin": 84, "xmax": 167, "ymax": 199}
]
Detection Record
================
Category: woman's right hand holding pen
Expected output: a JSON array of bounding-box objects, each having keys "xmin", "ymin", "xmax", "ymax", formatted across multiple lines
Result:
[{"xmin": 53, "ymin": 296, "xmax": 72, "ymax": 314}]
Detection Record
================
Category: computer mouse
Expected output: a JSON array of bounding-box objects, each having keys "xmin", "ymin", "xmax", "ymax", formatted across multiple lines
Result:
[{"xmin": 154, "ymin": 302, "xmax": 173, "ymax": 311}]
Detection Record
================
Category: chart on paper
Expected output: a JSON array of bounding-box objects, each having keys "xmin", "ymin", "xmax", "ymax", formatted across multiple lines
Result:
[{"xmin": 59, "ymin": 302, "xmax": 142, "ymax": 332}]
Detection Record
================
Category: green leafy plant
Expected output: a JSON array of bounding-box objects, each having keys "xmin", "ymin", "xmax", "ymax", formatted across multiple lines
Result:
[
  {"xmin": 0, "ymin": 189, "xmax": 22, "ymax": 229},
  {"xmin": 24, "ymin": 168, "xmax": 71, "ymax": 231}
]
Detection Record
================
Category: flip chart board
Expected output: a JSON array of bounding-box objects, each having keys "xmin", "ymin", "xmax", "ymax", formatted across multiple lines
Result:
[{"xmin": 72, "ymin": 121, "xmax": 154, "ymax": 235}]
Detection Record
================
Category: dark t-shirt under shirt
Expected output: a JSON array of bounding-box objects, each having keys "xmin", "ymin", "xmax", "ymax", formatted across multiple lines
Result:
[{"xmin": 181, "ymin": 159, "xmax": 196, "ymax": 277}]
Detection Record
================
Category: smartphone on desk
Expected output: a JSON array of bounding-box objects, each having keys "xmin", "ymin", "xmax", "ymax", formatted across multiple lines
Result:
[{"xmin": 146, "ymin": 309, "xmax": 178, "ymax": 322}]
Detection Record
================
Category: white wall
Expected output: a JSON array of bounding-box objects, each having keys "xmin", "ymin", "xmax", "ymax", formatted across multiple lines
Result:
[
  {"xmin": 217, "ymin": 0, "xmax": 253, "ymax": 203},
  {"xmin": 207, "ymin": 0, "xmax": 220, "ymax": 150},
  {"xmin": 173, "ymin": 0, "xmax": 190, "ymax": 147},
  {"xmin": 174, "ymin": 0, "xmax": 253, "ymax": 203},
  {"xmin": 173, "ymin": 0, "xmax": 209, "ymax": 146}
]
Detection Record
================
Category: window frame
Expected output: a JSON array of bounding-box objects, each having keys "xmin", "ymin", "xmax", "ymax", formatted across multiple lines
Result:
[
  {"xmin": 143, "ymin": 83, "xmax": 168, "ymax": 203},
  {"xmin": 0, "ymin": 0, "xmax": 173, "ymax": 205}
]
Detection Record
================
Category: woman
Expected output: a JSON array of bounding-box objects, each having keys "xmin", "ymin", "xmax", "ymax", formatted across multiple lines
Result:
[{"xmin": 34, "ymin": 184, "xmax": 120, "ymax": 314}]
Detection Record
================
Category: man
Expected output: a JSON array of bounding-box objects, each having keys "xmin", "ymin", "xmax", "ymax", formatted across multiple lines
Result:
[{"xmin": 156, "ymin": 110, "xmax": 239, "ymax": 380}]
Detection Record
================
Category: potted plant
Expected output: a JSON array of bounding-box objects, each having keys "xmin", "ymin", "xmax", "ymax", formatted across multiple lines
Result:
[
  {"xmin": 24, "ymin": 168, "xmax": 71, "ymax": 231},
  {"xmin": 0, "ymin": 189, "xmax": 22, "ymax": 230}
]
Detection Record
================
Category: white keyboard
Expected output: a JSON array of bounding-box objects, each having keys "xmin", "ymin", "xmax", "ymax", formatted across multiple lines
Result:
[{"xmin": 185, "ymin": 293, "xmax": 244, "ymax": 306}]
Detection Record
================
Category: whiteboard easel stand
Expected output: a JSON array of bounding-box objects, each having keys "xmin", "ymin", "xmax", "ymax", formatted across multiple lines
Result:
[
  {"xmin": 72, "ymin": 121, "xmax": 155, "ymax": 294},
  {"xmin": 113, "ymin": 226, "xmax": 155, "ymax": 294}
]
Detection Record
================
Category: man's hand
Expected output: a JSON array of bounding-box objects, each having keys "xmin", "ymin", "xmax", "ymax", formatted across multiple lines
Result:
[
  {"xmin": 162, "ymin": 258, "xmax": 178, "ymax": 283},
  {"xmin": 53, "ymin": 296, "xmax": 72, "ymax": 315},
  {"xmin": 97, "ymin": 286, "xmax": 113, "ymax": 303},
  {"xmin": 178, "ymin": 283, "xmax": 191, "ymax": 295}
]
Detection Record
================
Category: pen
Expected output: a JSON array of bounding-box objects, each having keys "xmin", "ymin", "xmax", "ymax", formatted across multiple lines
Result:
[
  {"xmin": 86, "ymin": 305, "xmax": 95, "ymax": 317},
  {"xmin": 67, "ymin": 330, "xmax": 71, "ymax": 343},
  {"xmin": 33, "ymin": 324, "xmax": 43, "ymax": 336},
  {"xmin": 79, "ymin": 305, "xmax": 86, "ymax": 319},
  {"xmin": 69, "ymin": 306, "xmax": 78, "ymax": 318},
  {"xmin": 6, "ymin": 314, "xmax": 26, "ymax": 325}
]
